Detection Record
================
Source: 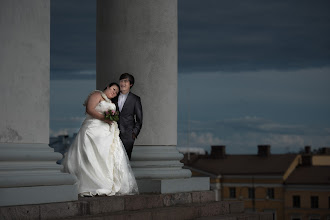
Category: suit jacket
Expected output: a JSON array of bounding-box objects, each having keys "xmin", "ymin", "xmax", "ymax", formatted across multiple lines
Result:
[{"xmin": 117, "ymin": 92, "xmax": 143, "ymax": 138}]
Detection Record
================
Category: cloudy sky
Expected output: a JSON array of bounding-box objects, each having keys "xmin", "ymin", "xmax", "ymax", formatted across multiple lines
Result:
[{"xmin": 50, "ymin": 0, "xmax": 330, "ymax": 154}]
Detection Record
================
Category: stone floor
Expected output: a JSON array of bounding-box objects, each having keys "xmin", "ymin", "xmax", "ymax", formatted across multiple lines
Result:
[{"xmin": 0, "ymin": 191, "xmax": 273, "ymax": 220}]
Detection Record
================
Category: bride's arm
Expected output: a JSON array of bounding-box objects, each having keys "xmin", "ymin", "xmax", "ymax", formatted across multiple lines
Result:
[{"xmin": 85, "ymin": 92, "xmax": 110, "ymax": 123}]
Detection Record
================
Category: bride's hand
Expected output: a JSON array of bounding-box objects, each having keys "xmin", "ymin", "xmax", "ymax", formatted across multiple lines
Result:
[{"xmin": 103, "ymin": 119, "xmax": 113, "ymax": 125}]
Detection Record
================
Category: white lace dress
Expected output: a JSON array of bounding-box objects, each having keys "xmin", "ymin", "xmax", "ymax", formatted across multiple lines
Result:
[{"xmin": 61, "ymin": 90, "xmax": 138, "ymax": 196}]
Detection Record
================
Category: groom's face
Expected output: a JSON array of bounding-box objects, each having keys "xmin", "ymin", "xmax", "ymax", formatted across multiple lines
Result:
[{"xmin": 120, "ymin": 78, "xmax": 132, "ymax": 94}]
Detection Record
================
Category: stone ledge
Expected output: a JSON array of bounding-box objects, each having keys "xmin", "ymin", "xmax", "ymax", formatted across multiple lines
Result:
[
  {"xmin": 195, "ymin": 212, "xmax": 274, "ymax": 220},
  {"xmin": 63, "ymin": 201, "xmax": 233, "ymax": 220},
  {"xmin": 0, "ymin": 191, "xmax": 259, "ymax": 220},
  {"xmin": 0, "ymin": 191, "xmax": 216, "ymax": 219},
  {"xmin": 228, "ymin": 201, "xmax": 245, "ymax": 214}
]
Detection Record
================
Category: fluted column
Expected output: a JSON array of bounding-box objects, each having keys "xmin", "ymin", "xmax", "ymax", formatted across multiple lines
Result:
[
  {"xmin": 97, "ymin": 0, "xmax": 209, "ymax": 193},
  {"xmin": 0, "ymin": 0, "xmax": 77, "ymax": 206}
]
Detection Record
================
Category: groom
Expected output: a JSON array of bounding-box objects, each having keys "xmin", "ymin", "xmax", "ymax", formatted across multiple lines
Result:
[{"xmin": 117, "ymin": 73, "xmax": 143, "ymax": 160}]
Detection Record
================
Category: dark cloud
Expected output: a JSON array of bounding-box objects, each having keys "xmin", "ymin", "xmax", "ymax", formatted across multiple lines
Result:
[
  {"xmin": 50, "ymin": 0, "xmax": 96, "ymax": 79},
  {"xmin": 49, "ymin": 1, "xmax": 330, "ymax": 153},
  {"xmin": 50, "ymin": 0, "xmax": 330, "ymax": 78},
  {"xmin": 179, "ymin": 0, "xmax": 330, "ymax": 73}
]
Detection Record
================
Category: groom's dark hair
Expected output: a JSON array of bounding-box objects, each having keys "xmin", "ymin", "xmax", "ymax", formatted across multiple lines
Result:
[{"xmin": 120, "ymin": 73, "xmax": 135, "ymax": 88}]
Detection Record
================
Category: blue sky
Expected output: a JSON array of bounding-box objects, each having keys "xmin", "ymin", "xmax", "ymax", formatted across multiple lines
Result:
[{"xmin": 50, "ymin": 0, "xmax": 330, "ymax": 154}]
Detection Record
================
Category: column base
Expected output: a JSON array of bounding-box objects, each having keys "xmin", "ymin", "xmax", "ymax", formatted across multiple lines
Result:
[
  {"xmin": 0, "ymin": 185, "xmax": 78, "ymax": 207},
  {"xmin": 137, "ymin": 177, "xmax": 210, "ymax": 194},
  {"xmin": 131, "ymin": 146, "xmax": 192, "ymax": 179},
  {"xmin": 0, "ymin": 143, "xmax": 78, "ymax": 206},
  {"xmin": 131, "ymin": 146, "xmax": 208, "ymax": 194}
]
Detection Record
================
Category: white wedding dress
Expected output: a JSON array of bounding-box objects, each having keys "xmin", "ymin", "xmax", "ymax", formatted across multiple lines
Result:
[{"xmin": 61, "ymin": 90, "xmax": 138, "ymax": 196}]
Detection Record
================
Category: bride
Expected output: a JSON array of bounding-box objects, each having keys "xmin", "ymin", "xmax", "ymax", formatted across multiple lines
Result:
[{"xmin": 61, "ymin": 82, "xmax": 139, "ymax": 197}]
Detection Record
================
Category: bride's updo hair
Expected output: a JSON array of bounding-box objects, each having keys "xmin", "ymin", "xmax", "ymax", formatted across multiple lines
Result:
[
  {"xmin": 104, "ymin": 82, "xmax": 120, "ymax": 91},
  {"xmin": 104, "ymin": 82, "xmax": 120, "ymax": 103}
]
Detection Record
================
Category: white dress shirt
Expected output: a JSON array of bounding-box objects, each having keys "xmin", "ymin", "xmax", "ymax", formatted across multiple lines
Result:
[{"xmin": 118, "ymin": 92, "xmax": 129, "ymax": 112}]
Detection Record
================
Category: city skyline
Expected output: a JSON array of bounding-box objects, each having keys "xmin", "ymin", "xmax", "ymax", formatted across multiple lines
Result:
[{"xmin": 50, "ymin": 0, "xmax": 330, "ymax": 154}]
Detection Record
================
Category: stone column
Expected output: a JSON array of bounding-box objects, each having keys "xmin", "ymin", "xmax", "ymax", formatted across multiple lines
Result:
[
  {"xmin": 97, "ymin": 0, "xmax": 209, "ymax": 193},
  {"xmin": 0, "ymin": 0, "xmax": 77, "ymax": 206}
]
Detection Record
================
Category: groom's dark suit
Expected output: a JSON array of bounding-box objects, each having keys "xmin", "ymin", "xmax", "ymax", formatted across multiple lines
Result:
[{"xmin": 118, "ymin": 92, "xmax": 143, "ymax": 159}]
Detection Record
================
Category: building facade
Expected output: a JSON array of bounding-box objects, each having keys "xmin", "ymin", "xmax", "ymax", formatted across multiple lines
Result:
[{"xmin": 183, "ymin": 145, "xmax": 330, "ymax": 220}]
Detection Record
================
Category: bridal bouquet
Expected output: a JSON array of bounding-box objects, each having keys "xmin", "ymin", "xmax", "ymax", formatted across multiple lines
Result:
[{"xmin": 104, "ymin": 109, "xmax": 119, "ymax": 122}]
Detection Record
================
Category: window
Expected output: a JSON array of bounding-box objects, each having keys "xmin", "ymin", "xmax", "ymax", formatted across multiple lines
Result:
[
  {"xmin": 248, "ymin": 188, "xmax": 255, "ymax": 199},
  {"xmin": 311, "ymin": 196, "xmax": 319, "ymax": 209},
  {"xmin": 293, "ymin": 195, "xmax": 300, "ymax": 208},
  {"xmin": 229, "ymin": 187, "xmax": 236, "ymax": 198},
  {"xmin": 267, "ymin": 188, "xmax": 274, "ymax": 199}
]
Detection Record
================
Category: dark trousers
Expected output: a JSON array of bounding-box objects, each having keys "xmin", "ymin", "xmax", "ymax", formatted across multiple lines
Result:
[{"xmin": 120, "ymin": 133, "xmax": 134, "ymax": 160}]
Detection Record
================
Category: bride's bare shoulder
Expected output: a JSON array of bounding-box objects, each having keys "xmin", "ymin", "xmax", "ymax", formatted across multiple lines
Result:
[{"xmin": 83, "ymin": 90, "xmax": 102, "ymax": 106}]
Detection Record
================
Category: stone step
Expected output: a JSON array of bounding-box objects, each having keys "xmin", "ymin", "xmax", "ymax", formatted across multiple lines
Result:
[
  {"xmin": 195, "ymin": 212, "xmax": 274, "ymax": 220},
  {"xmin": 63, "ymin": 201, "xmax": 244, "ymax": 220},
  {"xmin": 76, "ymin": 191, "xmax": 219, "ymax": 213},
  {"xmin": 0, "ymin": 191, "xmax": 272, "ymax": 220},
  {"xmin": 2, "ymin": 191, "xmax": 243, "ymax": 219}
]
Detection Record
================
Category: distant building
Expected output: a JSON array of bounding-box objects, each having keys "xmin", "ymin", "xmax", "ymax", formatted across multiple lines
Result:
[
  {"xmin": 49, "ymin": 134, "xmax": 76, "ymax": 164},
  {"xmin": 181, "ymin": 145, "xmax": 330, "ymax": 220},
  {"xmin": 284, "ymin": 148, "xmax": 330, "ymax": 220}
]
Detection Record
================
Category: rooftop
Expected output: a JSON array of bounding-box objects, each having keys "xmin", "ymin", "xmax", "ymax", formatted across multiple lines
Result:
[
  {"xmin": 285, "ymin": 166, "xmax": 330, "ymax": 185},
  {"xmin": 184, "ymin": 154, "xmax": 299, "ymax": 176}
]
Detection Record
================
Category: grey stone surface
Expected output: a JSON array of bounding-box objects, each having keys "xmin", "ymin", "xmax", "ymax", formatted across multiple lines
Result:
[
  {"xmin": 228, "ymin": 201, "xmax": 245, "ymax": 214},
  {"xmin": 0, "ymin": 205, "xmax": 39, "ymax": 220},
  {"xmin": 89, "ymin": 196, "xmax": 125, "ymax": 214},
  {"xmin": 196, "ymin": 213, "xmax": 262, "ymax": 220},
  {"xmin": 151, "ymin": 205, "xmax": 199, "ymax": 220},
  {"xmin": 0, "ymin": 0, "xmax": 78, "ymax": 206},
  {"xmin": 236, "ymin": 213, "xmax": 259, "ymax": 220},
  {"xmin": 189, "ymin": 191, "xmax": 217, "ymax": 204},
  {"xmin": 201, "ymin": 190, "xmax": 216, "ymax": 203},
  {"xmin": 162, "ymin": 192, "xmax": 192, "ymax": 207},
  {"xmin": 110, "ymin": 210, "xmax": 153, "ymax": 220},
  {"xmin": 192, "ymin": 191, "xmax": 202, "ymax": 203},
  {"xmin": 124, "ymin": 194, "xmax": 163, "ymax": 211},
  {"xmin": 137, "ymin": 177, "xmax": 210, "ymax": 194},
  {"xmin": 40, "ymin": 201, "xmax": 82, "ymax": 219},
  {"xmin": 96, "ymin": 0, "xmax": 178, "ymax": 146},
  {"xmin": 211, "ymin": 217, "xmax": 237, "ymax": 220},
  {"xmin": 1, "ymin": 193, "xmax": 260, "ymax": 220},
  {"xmin": 161, "ymin": 177, "xmax": 210, "ymax": 194},
  {"xmin": 131, "ymin": 146, "xmax": 192, "ymax": 179},
  {"xmin": 0, "ymin": 172, "xmax": 75, "ymax": 188},
  {"xmin": 0, "ymin": 185, "xmax": 78, "ymax": 207},
  {"xmin": 199, "ymin": 202, "xmax": 231, "ymax": 217},
  {"xmin": 96, "ymin": 0, "xmax": 195, "ymax": 187},
  {"xmin": 136, "ymin": 179, "xmax": 161, "ymax": 194},
  {"xmin": 0, "ymin": 0, "xmax": 50, "ymax": 144}
]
